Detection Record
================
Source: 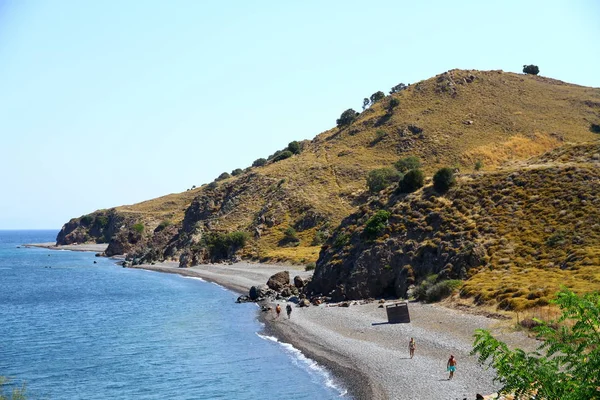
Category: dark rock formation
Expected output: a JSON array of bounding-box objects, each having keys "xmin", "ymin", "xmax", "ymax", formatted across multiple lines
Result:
[{"xmin": 267, "ymin": 271, "xmax": 290, "ymax": 292}]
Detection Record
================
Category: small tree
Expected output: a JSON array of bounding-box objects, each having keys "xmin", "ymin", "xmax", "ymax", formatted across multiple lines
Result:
[
  {"xmin": 398, "ymin": 169, "xmax": 424, "ymax": 193},
  {"xmin": 394, "ymin": 156, "xmax": 421, "ymax": 173},
  {"xmin": 363, "ymin": 210, "xmax": 391, "ymax": 239},
  {"xmin": 389, "ymin": 83, "xmax": 407, "ymax": 94},
  {"xmin": 433, "ymin": 167, "xmax": 455, "ymax": 193},
  {"xmin": 216, "ymin": 172, "xmax": 231, "ymax": 181},
  {"xmin": 336, "ymin": 108, "xmax": 359, "ymax": 127},
  {"xmin": 523, "ymin": 64, "xmax": 540, "ymax": 75},
  {"xmin": 389, "ymin": 98, "xmax": 400, "ymax": 110},
  {"xmin": 370, "ymin": 91, "xmax": 385, "ymax": 104},
  {"xmin": 362, "ymin": 98, "xmax": 370, "ymax": 111},
  {"xmin": 474, "ymin": 160, "xmax": 483, "ymax": 171},
  {"xmin": 272, "ymin": 150, "xmax": 293, "ymax": 162},
  {"xmin": 366, "ymin": 168, "xmax": 401, "ymax": 193},
  {"xmin": 472, "ymin": 289, "xmax": 600, "ymax": 400},
  {"xmin": 287, "ymin": 141, "xmax": 301, "ymax": 155},
  {"xmin": 252, "ymin": 158, "xmax": 267, "ymax": 167},
  {"xmin": 231, "ymin": 168, "xmax": 243, "ymax": 176}
]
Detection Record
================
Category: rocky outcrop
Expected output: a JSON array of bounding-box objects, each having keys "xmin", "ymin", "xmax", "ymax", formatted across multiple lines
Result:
[{"xmin": 56, "ymin": 209, "xmax": 124, "ymax": 246}]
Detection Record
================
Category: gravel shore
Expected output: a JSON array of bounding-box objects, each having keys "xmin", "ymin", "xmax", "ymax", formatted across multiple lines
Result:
[{"xmin": 131, "ymin": 261, "xmax": 539, "ymax": 400}]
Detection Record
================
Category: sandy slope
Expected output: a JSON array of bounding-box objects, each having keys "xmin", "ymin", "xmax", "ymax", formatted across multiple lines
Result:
[{"xmin": 131, "ymin": 261, "xmax": 539, "ymax": 400}]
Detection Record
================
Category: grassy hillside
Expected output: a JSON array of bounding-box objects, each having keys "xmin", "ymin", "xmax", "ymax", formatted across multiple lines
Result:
[
  {"xmin": 57, "ymin": 69, "xmax": 600, "ymax": 264},
  {"xmin": 308, "ymin": 141, "xmax": 600, "ymax": 309}
]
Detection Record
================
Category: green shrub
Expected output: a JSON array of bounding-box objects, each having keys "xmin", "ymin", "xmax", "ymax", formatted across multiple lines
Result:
[
  {"xmin": 287, "ymin": 141, "xmax": 301, "ymax": 154},
  {"xmin": 333, "ymin": 232, "xmax": 350, "ymax": 248},
  {"xmin": 394, "ymin": 156, "xmax": 421, "ymax": 173},
  {"xmin": 252, "ymin": 158, "xmax": 267, "ymax": 167},
  {"xmin": 522, "ymin": 64, "xmax": 540, "ymax": 75},
  {"xmin": 312, "ymin": 230, "xmax": 329, "ymax": 245},
  {"xmin": 207, "ymin": 181, "xmax": 218, "ymax": 190},
  {"xmin": 362, "ymin": 98, "xmax": 370, "ymax": 110},
  {"xmin": 425, "ymin": 280, "xmax": 462, "ymax": 302},
  {"xmin": 389, "ymin": 98, "xmax": 400, "ymax": 109},
  {"xmin": 80, "ymin": 215, "xmax": 94, "ymax": 226},
  {"xmin": 305, "ymin": 262, "xmax": 316, "ymax": 271},
  {"xmin": 283, "ymin": 226, "xmax": 299, "ymax": 242},
  {"xmin": 204, "ymin": 231, "xmax": 249, "ymax": 259},
  {"xmin": 398, "ymin": 169, "xmax": 424, "ymax": 193},
  {"xmin": 216, "ymin": 172, "xmax": 231, "ymax": 181},
  {"xmin": 132, "ymin": 223, "xmax": 144, "ymax": 234},
  {"xmin": 94, "ymin": 215, "xmax": 109, "ymax": 228},
  {"xmin": 367, "ymin": 168, "xmax": 401, "ymax": 193},
  {"xmin": 273, "ymin": 150, "xmax": 293, "ymax": 162},
  {"xmin": 336, "ymin": 108, "xmax": 359, "ymax": 127},
  {"xmin": 231, "ymin": 168, "xmax": 243, "ymax": 176},
  {"xmin": 363, "ymin": 210, "xmax": 391, "ymax": 239},
  {"xmin": 155, "ymin": 220, "xmax": 171, "ymax": 232},
  {"xmin": 474, "ymin": 160, "xmax": 483, "ymax": 171},
  {"xmin": 433, "ymin": 167, "xmax": 456, "ymax": 193},
  {"xmin": 590, "ymin": 123, "xmax": 600, "ymax": 134}
]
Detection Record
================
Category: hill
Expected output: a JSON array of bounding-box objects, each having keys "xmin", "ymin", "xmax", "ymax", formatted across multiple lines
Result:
[
  {"xmin": 307, "ymin": 141, "xmax": 600, "ymax": 309},
  {"xmin": 56, "ymin": 69, "xmax": 600, "ymax": 270}
]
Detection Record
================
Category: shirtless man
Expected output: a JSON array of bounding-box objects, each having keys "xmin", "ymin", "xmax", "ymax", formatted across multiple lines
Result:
[
  {"xmin": 409, "ymin": 338, "xmax": 416, "ymax": 359},
  {"xmin": 447, "ymin": 355, "xmax": 457, "ymax": 380}
]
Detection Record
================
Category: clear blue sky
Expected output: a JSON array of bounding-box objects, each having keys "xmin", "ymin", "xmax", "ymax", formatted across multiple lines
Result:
[{"xmin": 1, "ymin": 0, "xmax": 599, "ymax": 229}]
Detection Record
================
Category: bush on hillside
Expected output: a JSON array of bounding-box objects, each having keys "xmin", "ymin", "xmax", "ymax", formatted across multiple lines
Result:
[
  {"xmin": 362, "ymin": 98, "xmax": 370, "ymax": 111},
  {"xmin": 216, "ymin": 172, "xmax": 231, "ymax": 181},
  {"xmin": 231, "ymin": 168, "xmax": 243, "ymax": 176},
  {"xmin": 474, "ymin": 160, "xmax": 483, "ymax": 171},
  {"xmin": 333, "ymin": 232, "xmax": 350, "ymax": 248},
  {"xmin": 425, "ymin": 280, "xmax": 462, "ymax": 302},
  {"xmin": 272, "ymin": 150, "xmax": 293, "ymax": 162},
  {"xmin": 252, "ymin": 158, "xmax": 267, "ymax": 167},
  {"xmin": 312, "ymin": 230, "xmax": 329, "ymax": 245},
  {"xmin": 366, "ymin": 168, "xmax": 401, "ymax": 193},
  {"xmin": 394, "ymin": 156, "xmax": 421, "ymax": 173},
  {"xmin": 154, "ymin": 220, "xmax": 171, "ymax": 232},
  {"xmin": 132, "ymin": 223, "xmax": 144, "ymax": 234},
  {"xmin": 204, "ymin": 231, "xmax": 248, "ymax": 259},
  {"xmin": 336, "ymin": 108, "xmax": 359, "ymax": 127},
  {"xmin": 287, "ymin": 141, "xmax": 301, "ymax": 155},
  {"xmin": 80, "ymin": 215, "xmax": 94, "ymax": 226},
  {"xmin": 370, "ymin": 91, "xmax": 385, "ymax": 104},
  {"xmin": 389, "ymin": 98, "xmax": 400, "ymax": 109},
  {"xmin": 207, "ymin": 181, "xmax": 218, "ymax": 190},
  {"xmin": 305, "ymin": 262, "xmax": 316, "ymax": 271},
  {"xmin": 94, "ymin": 215, "xmax": 109, "ymax": 229},
  {"xmin": 398, "ymin": 169, "xmax": 425, "ymax": 193},
  {"xmin": 590, "ymin": 123, "xmax": 600, "ymax": 134},
  {"xmin": 433, "ymin": 167, "xmax": 455, "ymax": 193},
  {"xmin": 523, "ymin": 65, "xmax": 540, "ymax": 75},
  {"xmin": 363, "ymin": 210, "xmax": 391, "ymax": 239}
]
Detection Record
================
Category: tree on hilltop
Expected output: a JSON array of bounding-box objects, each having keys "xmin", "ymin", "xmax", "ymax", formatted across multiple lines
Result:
[
  {"xmin": 362, "ymin": 98, "xmax": 370, "ymax": 111},
  {"xmin": 523, "ymin": 65, "xmax": 540, "ymax": 75}
]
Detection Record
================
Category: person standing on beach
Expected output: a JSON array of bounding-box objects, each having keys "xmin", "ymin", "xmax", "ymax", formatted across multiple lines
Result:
[
  {"xmin": 275, "ymin": 304, "xmax": 281, "ymax": 319},
  {"xmin": 286, "ymin": 304, "xmax": 292, "ymax": 319},
  {"xmin": 447, "ymin": 355, "xmax": 457, "ymax": 380},
  {"xmin": 409, "ymin": 338, "xmax": 416, "ymax": 359}
]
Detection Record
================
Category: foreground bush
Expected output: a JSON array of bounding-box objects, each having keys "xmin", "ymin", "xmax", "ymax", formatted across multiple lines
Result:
[
  {"xmin": 363, "ymin": 210, "xmax": 391, "ymax": 239},
  {"xmin": 472, "ymin": 289, "xmax": 600, "ymax": 400}
]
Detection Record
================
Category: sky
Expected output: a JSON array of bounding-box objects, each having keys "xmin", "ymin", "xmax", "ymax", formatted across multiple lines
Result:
[{"xmin": 0, "ymin": 0, "xmax": 599, "ymax": 229}]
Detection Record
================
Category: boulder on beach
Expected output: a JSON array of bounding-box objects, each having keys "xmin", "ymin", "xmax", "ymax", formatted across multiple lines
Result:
[{"xmin": 267, "ymin": 271, "xmax": 290, "ymax": 291}]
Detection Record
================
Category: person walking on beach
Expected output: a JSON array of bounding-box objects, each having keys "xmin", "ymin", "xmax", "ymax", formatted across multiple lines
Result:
[
  {"xmin": 275, "ymin": 304, "xmax": 281, "ymax": 319},
  {"xmin": 447, "ymin": 355, "xmax": 457, "ymax": 380},
  {"xmin": 409, "ymin": 338, "xmax": 416, "ymax": 359},
  {"xmin": 286, "ymin": 303, "xmax": 292, "ymax": 319}
]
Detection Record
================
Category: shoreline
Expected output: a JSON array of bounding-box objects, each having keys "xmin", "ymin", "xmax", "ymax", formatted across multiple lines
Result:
[{"xmin": 28, "ymin": 243, "xmax": 539, "ymax": 399}]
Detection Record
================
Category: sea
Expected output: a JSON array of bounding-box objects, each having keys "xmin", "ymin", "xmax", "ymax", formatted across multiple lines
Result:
[{"xmin": 0, "ymin": 230, "xmax": 346, "ymax": 399}]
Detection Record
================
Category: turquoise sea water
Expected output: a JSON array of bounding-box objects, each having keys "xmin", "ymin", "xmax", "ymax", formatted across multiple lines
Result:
[{"xmin": 0, "ymin": 230, "xmax": 345, "ymax": 399}]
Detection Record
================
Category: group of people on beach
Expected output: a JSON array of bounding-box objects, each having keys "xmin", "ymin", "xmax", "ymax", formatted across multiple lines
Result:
[{"xmin": 408, "ymin": 338, "xmax": 457, "ymax": 380}]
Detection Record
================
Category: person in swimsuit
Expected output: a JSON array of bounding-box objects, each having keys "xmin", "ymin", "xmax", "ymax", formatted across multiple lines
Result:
[
  {"xmin": 275, "ymin": 304, "xmax": 281, "ymax": 319},
  {"xmin": 409, "ymin": 338, "xmax": 416, "ymax": 359},
  {"xmin": 286, "ymin": 304, "xmax": 292, "ymax": 319},
  {"xmin": 447, "ymin": 355, "xmax": 457, "ymax": 380}
]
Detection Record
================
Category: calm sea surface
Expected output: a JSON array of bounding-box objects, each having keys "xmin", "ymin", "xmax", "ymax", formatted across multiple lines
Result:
[{"xmin": 0, "ymin": 230, "xmax": 345, "ymax": 399}]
